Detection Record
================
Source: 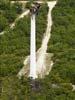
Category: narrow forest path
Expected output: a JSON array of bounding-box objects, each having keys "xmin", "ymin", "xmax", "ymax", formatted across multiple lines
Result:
[
  {"xmin": 10, "ymin": 10, "xmax": 29, "ymax": 28},
  {"xmin": 0, "ymin": 10, "xmax": 29, "ymax": 35}
]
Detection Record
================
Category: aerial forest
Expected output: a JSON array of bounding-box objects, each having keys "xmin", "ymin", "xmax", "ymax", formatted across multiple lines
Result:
[{"xmin": 0, "ymin": 0, "xmax": 75, "ymax": 99}]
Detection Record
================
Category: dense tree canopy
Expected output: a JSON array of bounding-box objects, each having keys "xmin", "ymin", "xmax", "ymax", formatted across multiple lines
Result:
[{"xmin": 0, "ymin": 15, "xmax": 8, "ymax": 32}]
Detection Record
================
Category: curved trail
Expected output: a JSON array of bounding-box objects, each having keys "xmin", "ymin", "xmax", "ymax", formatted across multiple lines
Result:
[
  {"xmin": 10, "ymin": 10, "xmax": 29, "ymax": 28},
  {"xmin": 36, "ymin": 1, "xmax": 57, "ymax": 76},
  {"xmin": 0, "ymin": 10, "xmax": 29, "ymax": 35},
  {"xmin": 0, "ymin": 1, "xmax": 43, "ymax": 35}
]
